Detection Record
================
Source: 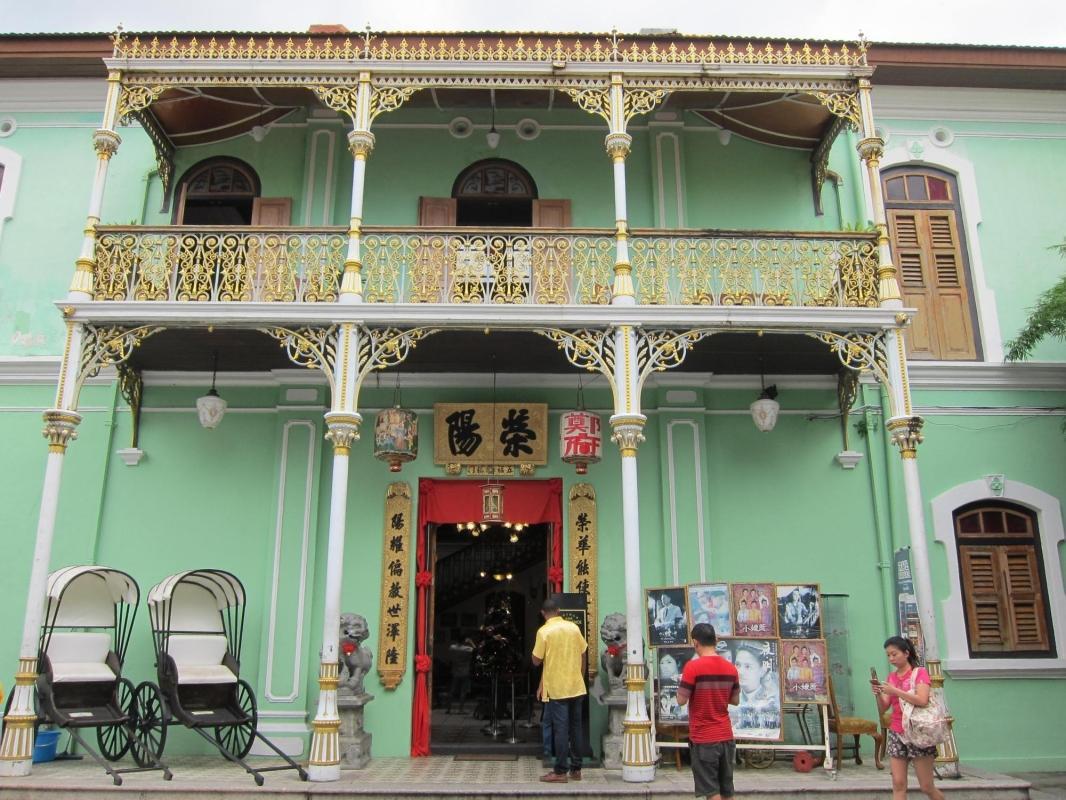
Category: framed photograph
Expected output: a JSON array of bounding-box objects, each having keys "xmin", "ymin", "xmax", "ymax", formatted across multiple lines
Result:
[
  {"xmin": 731, "ymin": 583, "xmax": 777, "ymax": 638},
  {"xmin": 775, "ymin": 584, "xmax": 822, "ymax": 639},
  {"xmin": 781, "ymin": 639, "xmax": 829, "ymax": 704},
  {"xmin": 645, "ymin": 587, "xmax": 689, "ymax": 647},
  {"xmin": 688, "ymin": 583, "xmax": 732, "ymax": 637},
  {"xmin": 716, "ymin": 637, "xmax": 782, "ymax": 741},
  {"xmin": 655, "ymin": 646, "xmax": 696, "ymax": 723}
]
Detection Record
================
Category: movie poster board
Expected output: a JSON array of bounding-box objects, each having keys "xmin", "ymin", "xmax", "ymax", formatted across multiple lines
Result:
[
  {"xmin": 775, "ymin": 583, "xmax": 822, "ymax": 639},
  {"xmin": 688, "ymin": 583, "xmax": 732, "ymax": 636},
  {"xmin": 645, "ymin": 586, "xmax": 689, "ymax": 647},
  {"xmin": 781, "ymin": 639, "xmax": 829, "ymax": 703},
  {"xmin": 655, "ymin": 646, "xmax": 695, "ymax": 722},
  {"xmin": 731, "ymin": 582, "xmax": 777, "ymax": 638},
  {"xmin": 717, "ymin": 637, "xmax": 782, "ymax": 741}
]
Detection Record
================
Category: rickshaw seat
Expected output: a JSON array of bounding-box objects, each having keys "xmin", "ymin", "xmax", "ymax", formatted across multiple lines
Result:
[
  {"xmin": 46, "ymin": 632, "xmax": 116, "ymax": 683},
  {"xmin": 167, "ymin": 634, "xmax": 237, "ymax": 684}
]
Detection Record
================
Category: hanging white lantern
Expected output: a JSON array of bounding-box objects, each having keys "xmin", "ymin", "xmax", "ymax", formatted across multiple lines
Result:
[
  {"xmin": 750, "ymin": 385, "xmax": 780, "ymax": 433},
  {"xmin": 560, "ymin": 410, "xmax": 602, "ymax": 475},
  {"xmin": 374, "ymin": 406, "xmax": 418, "ymax": 472},
  {"xmin": 196, "ymin": 390, "xmax": 227, "ymax": 430}
]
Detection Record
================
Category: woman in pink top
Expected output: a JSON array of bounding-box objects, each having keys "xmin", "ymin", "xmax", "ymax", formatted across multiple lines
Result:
[{"xmin": 871, "ymin": 636, "xmax": 945, "ymax": 800}]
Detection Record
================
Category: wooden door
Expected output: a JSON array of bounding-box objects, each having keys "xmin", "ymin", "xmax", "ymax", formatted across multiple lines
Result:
[
  {"xmin": 418, "ymin": 197, "xmax": 457, "ymax": 226},
  {"xmin": 251, "ymin": 197, "xmax": 292, "ymax": 226},
  {"xmin": 532, "ymin": 199, "xmax": 572, "ymax": 228}
]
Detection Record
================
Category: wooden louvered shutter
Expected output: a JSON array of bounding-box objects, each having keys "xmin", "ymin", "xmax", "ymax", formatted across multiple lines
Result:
[
  {"xmin": 960, "ymin": 546, "xmax": 1008, "ymax": 652},
  {"xmin": 888, "ymin": 207, "xmax": 976, "ymax": 360},
  {"xmin": 1001, "ymin": 545, "xmax": 1050, "ymax": 652}
]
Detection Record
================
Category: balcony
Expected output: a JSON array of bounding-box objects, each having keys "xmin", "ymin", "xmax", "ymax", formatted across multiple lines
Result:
[{"xmin": 92, "ymin": 226, "xmax": 879, "ymax": 309}]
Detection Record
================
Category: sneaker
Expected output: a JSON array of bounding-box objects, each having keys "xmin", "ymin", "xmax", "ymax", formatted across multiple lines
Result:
[
  {"xmin": 539, "ymin": 772, "xmax": 568, "ymax": 783},
  {"xmin": 568, "ymin": 770, "xmax": 582, "ymax": 781}
]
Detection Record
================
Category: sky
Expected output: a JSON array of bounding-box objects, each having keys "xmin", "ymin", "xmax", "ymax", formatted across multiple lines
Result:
[{"xmin": 4, "ymin": 0, "xmax": 1066, "ymax": 48}]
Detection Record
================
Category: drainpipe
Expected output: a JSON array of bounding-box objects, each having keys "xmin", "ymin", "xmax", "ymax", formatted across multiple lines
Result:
[
  {"xmin": 88, "ymin": 380, "xmax": 121, "ymax": 564},
  {"xmin": 139, "ymin": 169, "xmax": 159, "ymax": 224},
  {"xmin": 825, "ymin": 170, "xmax": 846, "ymax": 230},
  {"xmin": 859, "ymin": 384, "xmax": 897, "ymax": 636}
]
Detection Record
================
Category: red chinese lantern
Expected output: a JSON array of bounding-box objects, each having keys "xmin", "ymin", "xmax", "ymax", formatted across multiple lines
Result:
[
  {"xmin": 560, "ymin": 410, "xmax": 602, "ymax": 475},
  {"xmin": 374, "ymin": 406, "xmax": 418, "ymax": 472}
]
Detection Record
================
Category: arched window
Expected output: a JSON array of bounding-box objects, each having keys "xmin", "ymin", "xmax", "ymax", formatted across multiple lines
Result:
[
  {"xmin": 883, "ymin": 166, "xmax": 979, "ymax": 360},
  {"xmin": 175, "ymin": 158, "xmax": 261, "ymax": 225},
  {"xmin": 417, "ymin": 159, "xmax": 569, "ymax": 228},
  {"xmin": 953, "ymin": 500, "xmax": 1055, "ymax": 657}
]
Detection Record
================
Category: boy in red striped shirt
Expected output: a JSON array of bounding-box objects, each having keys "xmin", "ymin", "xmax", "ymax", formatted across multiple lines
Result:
[{"xmin": 677, "ymin": 623, "xmax": 740, "ymax": 800}]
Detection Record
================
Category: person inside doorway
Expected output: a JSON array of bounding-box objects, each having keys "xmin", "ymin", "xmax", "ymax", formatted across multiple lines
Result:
[{"xmin": 531, "ymin": 598, "xmax": 587, "ymax": 783}]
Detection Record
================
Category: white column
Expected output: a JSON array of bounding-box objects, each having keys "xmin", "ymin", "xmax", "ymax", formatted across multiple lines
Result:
[
  {"xmin": 0, "ymin": 323, "xmax": 84, "ymax": 775},
  {"xmin": 70, "ymin": 71, "xmax": 124, "ymax": 300},
  {"xmin": 608, "ymin": 323, "xmax": 655, "ymax": 782},
  {"xmin": 339, "ymin": 72, "xmax": 375, "ymax": 305},
  {"xmin": 307, "ymin": 325, "xmax": 362, "ymax": 781}
]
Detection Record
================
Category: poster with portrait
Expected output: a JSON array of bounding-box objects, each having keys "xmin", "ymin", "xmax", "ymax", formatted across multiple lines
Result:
[
  {"xmin": 655, "ymin": 647, "xmax": 695, "ymax": 723},
  {"xmin": 781, "ymin": 639, "xmax": 829, "ymax": 703},
  {"xmin": 775, "ymin": 583, "xmax": 822, "ymax": 639},
  {"xmin": 645, "ymin": 586, "xmax": 689, "ymax": 647},
  {"xmin": 716, "ymin": 637, "xmax": 782, "ymax": 741},
  {"xmin": 731, "ymin": 583, "xmax": 777, "ymax": 638},
  {"xmin": 687, "ymin": 583, "xmax": 732, "ymax": 637}
]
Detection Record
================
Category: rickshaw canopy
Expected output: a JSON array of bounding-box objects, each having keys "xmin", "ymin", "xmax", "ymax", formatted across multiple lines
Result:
[
  {"xmin": 45, "ymin": 566, "xmax": 139, "ymax": 628},
  {"xmin": 147, "ymin": 570, "xmax": 246, "ymax": 634}
]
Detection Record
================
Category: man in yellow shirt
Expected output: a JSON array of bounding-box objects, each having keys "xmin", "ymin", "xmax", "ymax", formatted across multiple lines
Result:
[{"xmin": 531, "ymin": 598, "xmax": 587, "ymax": 783}]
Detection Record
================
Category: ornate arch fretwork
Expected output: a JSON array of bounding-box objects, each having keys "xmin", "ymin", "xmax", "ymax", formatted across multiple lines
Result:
[
  {"xmin": 813, "ymin": 90, "xmax": 861, "ymax": 129},
  {"xmin": 116, "ymin": 84, "xmax": 166, "ymax": 125},
  {"xmin": 312, "ymin": 84, "xmax": 423, "ymax": 127},
  {"xmin": 116, "ymin": 362, "xmax": 144, "ymax": 449},
  {"xmin": 133, "ymin": 110, "xmax": 175, "ymax": 212},
  {"xmin": 260, "ymin": 325, "xmax": 339, "ymax": 394},
  {"xmin": 560, "ymin": 85, "xmax": 669, "ymax": 129},
  {"xmin": 809, "ymin": 330, "xmax": 888, "ymax": 385},
  {"xmin": 836, "ymin": 368, "xmax": 860, "ymax": 451},
  {"xmin": 354, "ymin": 326, "xmax": 438, "ymax": 389},
  {"xmin": 75, "ymin": 324, "xmax": 163, "ymax": 405},
  {"xmin": 622, "ymin": 87, "xmax": 669, "ymax": 125},
  {"xmin": 810, "ymin": 114, "xmax": 848, "ymax": 216}
]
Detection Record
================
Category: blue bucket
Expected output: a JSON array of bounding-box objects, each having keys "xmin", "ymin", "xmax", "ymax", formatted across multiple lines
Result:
[{"xmin": 32, "ymin": 729, "xmax": 62, "ymax": 763}]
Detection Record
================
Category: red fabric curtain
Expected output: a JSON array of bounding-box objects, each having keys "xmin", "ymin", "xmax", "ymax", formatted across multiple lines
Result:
[{"xmin": 410, "ymin": 478, "xmax": 563, "ymax": 756}]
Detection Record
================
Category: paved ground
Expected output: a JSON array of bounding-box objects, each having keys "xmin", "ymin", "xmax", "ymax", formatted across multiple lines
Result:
[
  {"xmin": 1011, "ymin": 773, "xmax": 1066, "ymax": 800},
  {"xmin": 0, "ymin": 755, "xmax": 1035, "ymax": 799}
]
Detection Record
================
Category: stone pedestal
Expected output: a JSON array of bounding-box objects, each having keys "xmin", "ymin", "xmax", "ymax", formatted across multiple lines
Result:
[
  {"xmin": 338, "ymin": 691, "xmax": 373, "ymax": 769},
  {"xmin": 600, "ymin": 700, "xmax": 627, "ymax": 770}
]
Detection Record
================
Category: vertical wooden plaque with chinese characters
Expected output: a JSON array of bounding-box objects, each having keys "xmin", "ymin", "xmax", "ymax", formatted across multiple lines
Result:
[
  {"xmin": 377, "ymin": 482, "xmax": 412, "ymax": 690},
  {"xmin": 568, "ymin": 483, "xmax": 598, "ymax": 678}
]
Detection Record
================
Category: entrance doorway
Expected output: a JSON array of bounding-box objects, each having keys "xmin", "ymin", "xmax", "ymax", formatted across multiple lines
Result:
[{"xmin": 429, "ymin": 521, "xmax": 548, "ymax": 755}]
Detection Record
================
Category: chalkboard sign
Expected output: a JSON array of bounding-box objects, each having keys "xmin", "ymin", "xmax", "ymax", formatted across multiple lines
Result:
[{"xmin": 552, "ymin": 592, "xmax": 588, "ymax": 640}]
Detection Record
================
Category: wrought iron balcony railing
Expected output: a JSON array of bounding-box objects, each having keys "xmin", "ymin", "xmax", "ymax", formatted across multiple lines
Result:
[{"xmin": 92, "ymin": 226, "xmax": 879, "ymax": 308}]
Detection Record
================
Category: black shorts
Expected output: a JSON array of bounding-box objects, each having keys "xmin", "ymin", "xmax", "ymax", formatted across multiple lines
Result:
[{"xmin": 690, "ymin": 740, "xmax": 735, "ymax": 798}]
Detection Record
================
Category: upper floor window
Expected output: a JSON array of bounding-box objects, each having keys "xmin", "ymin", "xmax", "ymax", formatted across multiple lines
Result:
[
  {"xmin": 954, "ymin": 501, "xmax": 1055, "ymax": 658},
  {"xmin": 175, "ymin": 159, "xmax": 261, "ymax": 225},
  {"xmin": 883, "ymin": 166, "xmax": 980, "ymax": 361}
]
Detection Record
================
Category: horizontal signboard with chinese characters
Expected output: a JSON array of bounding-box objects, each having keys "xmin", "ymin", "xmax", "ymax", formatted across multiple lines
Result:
[{"xmin": 434, "ymin": 403, "xmax": 548, "ymax": 468}]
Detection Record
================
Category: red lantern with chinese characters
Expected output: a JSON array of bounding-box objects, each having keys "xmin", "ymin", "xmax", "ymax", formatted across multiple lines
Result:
[{"xmin": 560, "ymin": 410, "xmax": 602, "ymax": 475}]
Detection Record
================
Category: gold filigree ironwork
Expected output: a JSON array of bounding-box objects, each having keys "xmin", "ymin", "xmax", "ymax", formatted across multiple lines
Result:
[
  {"xmin": 813, "ymin": 90, "xmax": 861, "ymax": 128},
  {"xmin": 312, "ymin": 85, "xmax": 422, "ymax": 125},
  {"xmin": 116, "ymin": 363, "xmax": 144, "ymax": 449},
  {"xmin": 115, "ymin": 34, "xmax": 865, "ymax": 67},
  {"xmin": 116, "ymin": 84, "xmax": 166, "ymax": 124},
  {"xmin": 75, "ymin": 325, "xmax": 163, "ymax": 405},
  {"xmin": 133, "ymin": 111, "xmax": 175, "ymax": 210},
  {"xmin": 622, "ymin": 87, "xmax": 669, "ymax": 124},
  {"xmin": 561, "ymin": 87, "xmax": 611, "ymax": 123},
  {"xmin": 837, "ymin": 368, "xmax": 860, "ymax": 451},
  {"xmin": 811, "ymin": 330, "xmax": 888, "ymax": 385},
  {"xmin": 261, "ymin": 325, "xmax": 339, "ymax": 394}
]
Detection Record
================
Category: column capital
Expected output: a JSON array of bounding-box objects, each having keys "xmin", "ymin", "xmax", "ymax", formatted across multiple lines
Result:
[
  {"xmin": 609, "ymin": 414, "xmax": 647, "ymax": 457},
  {"xmin": 42, "ymin": 409, "xmax": 82, "ymax": 453},
  {"xmin": 347, "ymin": 129, "xmax": 375, "ymax": 158},
  {"xmin": 887, "ymin": 415, "xmax": 924, "ymax": 459},
  {"xmin": 324, "ymin": 411, "xmax": 363, "ymax": 455},
  {"xmin": 857, "ymin": 135, "xmax": 884, "ymax": 164},
  {"xmin": 605, "ymin": 132, "xmax": 632, "ymax": 160},
  {"xmin": 92, "ymin": 129, "xmax": 122, "ymax": 160}
]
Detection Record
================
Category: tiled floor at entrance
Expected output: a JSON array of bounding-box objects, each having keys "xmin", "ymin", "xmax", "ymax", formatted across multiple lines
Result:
[{"xmin": 5, "ymin": 755, "xmax": 1035, "ymax": 799}]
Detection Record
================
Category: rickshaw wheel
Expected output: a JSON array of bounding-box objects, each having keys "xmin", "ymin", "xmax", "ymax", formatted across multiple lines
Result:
[
  {"xmin": 214, "ymin": 679, "xmax": 257, "ymax": 760},
  {"xmin": 742, "ymin": 748, "xmax": 775, "ymax": 769},
  {"xmin": 98, "ymin": 678, "xmax": 135, "ymax": 761},
  {"xmin": 129, "ymin": 682, "xmax": 168, "ymax": 768}
]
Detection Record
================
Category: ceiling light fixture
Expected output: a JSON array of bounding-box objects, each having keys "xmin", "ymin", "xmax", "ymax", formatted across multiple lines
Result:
[
  {"xmin": 486, "ymin": 90, "xmax": 500, "ymax": 149},
  {"xmin": 196, "ymin": 350, "xmax": 227, "ymax": 430}
]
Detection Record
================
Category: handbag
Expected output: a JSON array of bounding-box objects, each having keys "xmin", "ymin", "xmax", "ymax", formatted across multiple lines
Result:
[{"xmin": 899, "ymin": 669, "xmax": 950, "ymax": 748}]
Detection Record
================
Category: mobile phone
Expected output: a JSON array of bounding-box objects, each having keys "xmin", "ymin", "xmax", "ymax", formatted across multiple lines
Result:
[{"xmin": 869, "ymin": 667, "xmax": 879, "ymax": 683}]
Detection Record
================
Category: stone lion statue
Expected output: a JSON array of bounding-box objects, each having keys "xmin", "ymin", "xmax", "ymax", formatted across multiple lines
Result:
[
  {"xmin": 339, "ymin": 613, "xmax": 372, "ymax": 695},
  {"xmin": 596, "ymin": 613, "xmax": 627, "ymax": 702}
]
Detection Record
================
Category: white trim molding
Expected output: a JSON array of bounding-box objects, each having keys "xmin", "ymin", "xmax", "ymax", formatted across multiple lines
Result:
[
  {"xmin": 881, "ymin": 142, "xmax": 1005, "ymax": 363},
  {"xmin": 872, "ymin": 86, "xmax": 1066, "ymax": 125},
  {"xmin": 931, "ymin": 478, "xmax": 1066, "ymax": 678},
  {"xmin": 665, "ymin": 419, "xmax": 708, "ymax": 583},
  {"xmin": 0, "ymin": 143, "xmax": 23, "ymax": 246},
  {"xmin": 0, "ymin": 78, "xmax": 107, "ymax": 112}
]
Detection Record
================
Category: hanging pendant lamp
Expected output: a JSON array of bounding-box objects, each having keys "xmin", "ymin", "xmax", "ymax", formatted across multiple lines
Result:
[{"xmin": 196, "ymin": 350, "xmax": 227, "ymax": 430}]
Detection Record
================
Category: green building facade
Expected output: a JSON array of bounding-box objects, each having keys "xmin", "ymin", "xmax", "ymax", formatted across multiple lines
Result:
[{"xmin": 0, "ymin": 30, "xmax": 1063, "ymax": 778}]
